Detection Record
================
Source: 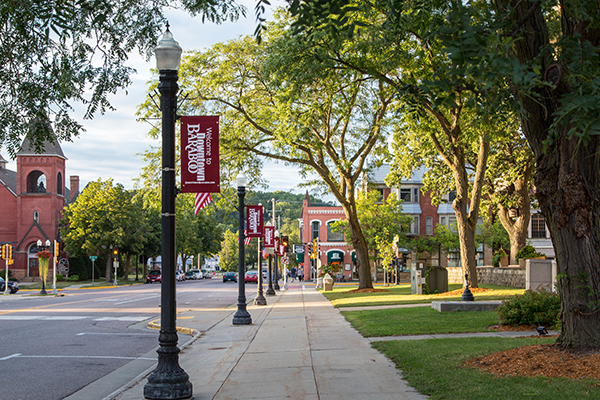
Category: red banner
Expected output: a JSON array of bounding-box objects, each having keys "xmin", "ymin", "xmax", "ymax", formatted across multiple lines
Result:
[
  {"xmin": 264, "ymin": 226, "xmax": 275, "ymax": 247},
  {"xmin": 180, "ymin": 116, "xmax": 220, "ymax": 193},
  {"xmin": 246, "ymin": 205, "xmax": 264, "ymax": 237},
  {"xmin": 278, "ymin": 244, "xmax": 285, "ymax": 257}
]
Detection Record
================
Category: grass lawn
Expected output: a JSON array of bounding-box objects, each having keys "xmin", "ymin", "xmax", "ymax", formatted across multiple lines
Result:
[
  {"xmin": 322, "ymin": 283, "xmax": 524, "ymax": 307},
  {"xmin": 374, "ymin": 337, "xmax": 599, "ymax": 399},
  {"xmin": 342, "ymin": 306, "xmax": 500, "ymax": 336}
]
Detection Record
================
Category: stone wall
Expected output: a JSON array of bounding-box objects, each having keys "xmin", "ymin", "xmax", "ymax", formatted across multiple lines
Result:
[{"xmin": 447, "ymin": 266, "xmax": 526, "ymax": 288}]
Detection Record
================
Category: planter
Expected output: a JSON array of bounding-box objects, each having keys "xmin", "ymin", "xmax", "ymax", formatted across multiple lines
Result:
[
  {"xmin": 499, "ymin": 256, "xmax": 509, "ymax": 268},
  {"xmin": 316, "ymin": 277, "xmax": 324, "ymax": 289},
  {"xmin": 519, "ymin": 256, "xmax": 546, "ymax": 268}
]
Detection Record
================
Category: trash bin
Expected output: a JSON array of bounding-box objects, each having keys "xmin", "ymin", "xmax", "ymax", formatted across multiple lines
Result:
[{"xmin": 426, "ymin": 267, "xmax": 448, "ymax": 294}]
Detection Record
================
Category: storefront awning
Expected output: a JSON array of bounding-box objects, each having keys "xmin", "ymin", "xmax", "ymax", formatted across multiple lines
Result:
[{"xmin": 327, "ymin": 250, "xmax": 344, "ymax": 264}]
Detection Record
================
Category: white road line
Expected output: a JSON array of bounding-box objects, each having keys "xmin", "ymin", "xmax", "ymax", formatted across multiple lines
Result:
[
  {"xmin": 77, "ymin": 332, "xmax": 156, "ymax": 336},
  {"xmin": 93, "ymin": 316, "xmax": 149, "ymax": 322},
  {"xmin": 0, "ymin": 316, "xmax": 150, "ymax": 321},
  {"xmin": 0, "ymin": 354, "xmax": 156, "ymax": 361},
  {"xmin": 0, "ymin": 353, "xmax": 21, "ymax": 361},
  {"xmin": 114, "ymin": 295, "xmax": 160, "ymax": 305}
]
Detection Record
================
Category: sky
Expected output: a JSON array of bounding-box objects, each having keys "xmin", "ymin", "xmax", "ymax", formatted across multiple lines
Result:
[{"xmin": 1, "ymin": 1, "xmax": 308, "ymax": 196}]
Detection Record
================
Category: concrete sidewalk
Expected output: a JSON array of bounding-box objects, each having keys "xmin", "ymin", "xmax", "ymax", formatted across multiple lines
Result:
[{"xmin": 112, "ymin": 285, "xmax": 427, "ymax": 400}]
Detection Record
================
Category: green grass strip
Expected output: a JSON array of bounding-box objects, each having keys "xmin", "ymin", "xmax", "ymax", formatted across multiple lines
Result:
[
  {"xmin": 375, "ymin": 337, "xmax": 600, "ymax": 400},
  {"xmin": 342, "ymin": 307, "xmax": 500, "ymax": 336},
  {"xmin": 322, "ymin": 283, "xmax": 524, "ymax": 307}
]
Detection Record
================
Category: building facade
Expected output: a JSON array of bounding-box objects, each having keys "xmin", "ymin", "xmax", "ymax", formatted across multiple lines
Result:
[{"xmin": 0, "ymin": 137, "xmax": 79, "ymax": 280}]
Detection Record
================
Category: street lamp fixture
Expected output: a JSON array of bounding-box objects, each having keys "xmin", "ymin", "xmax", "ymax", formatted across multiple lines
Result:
[
  {"xmin": 143, "ymin": 25, "xmax": 192, "ymax": 400},
  {"xmin": 233, "ymin": 172, "xmax": 252, "ymax": 325}
]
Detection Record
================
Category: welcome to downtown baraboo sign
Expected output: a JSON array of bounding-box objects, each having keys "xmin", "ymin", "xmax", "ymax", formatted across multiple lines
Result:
[{"xmin": 180, "ymin": 116, "xmax": 220, "ymax": 193}]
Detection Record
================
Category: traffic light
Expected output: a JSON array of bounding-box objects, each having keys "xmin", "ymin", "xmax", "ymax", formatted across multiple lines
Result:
[
  {"xmin": 112, "ymin": 246, "xmax": 119, "ymax": 261},
  {"xmin": 281, "ymin": 236, "xmax": 288, "ymax": 252},
  {"xmin": 307, "ymin": 242, "xmax": 313, "ymax": 258},
  {"xmin": 55, "ymin": 241, "xmax": 60, "ymax": 257},
  {"xmin": 8, "ymin": 245, "xmax": 12, "ymax": 260},
  {"xmin": 1, "ymin": 244, "xmax": 5, "ymax": 260}
]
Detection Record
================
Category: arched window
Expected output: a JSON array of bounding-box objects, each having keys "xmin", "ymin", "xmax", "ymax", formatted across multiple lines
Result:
[
  {"xmin": 33, "ymin": 211, "xmax": 39, "ymax": 222},
  {"xmin": 57, "ymin": 172, "xmax": 63, "ymax": 195},
  {"xmin": 27, "ymin": 170, "xmax": 46, "ymax": 193}
]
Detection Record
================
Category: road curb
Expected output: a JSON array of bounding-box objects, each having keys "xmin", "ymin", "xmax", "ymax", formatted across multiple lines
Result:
[{"xmin": 147, "ymin": 318, "xmax": 200, "ymax": 337}]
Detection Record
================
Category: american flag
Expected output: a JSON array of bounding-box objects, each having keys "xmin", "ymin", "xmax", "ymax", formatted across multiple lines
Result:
[
  {"xmin": 237, "ymin": 231, "xmax": 252, "ymax": 245},
  {"xmin": 194, "ymin": 193, "xmax": 212, "ymax": 215}
]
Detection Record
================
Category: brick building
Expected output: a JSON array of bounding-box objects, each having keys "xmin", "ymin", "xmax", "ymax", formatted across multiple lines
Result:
[{"xmin": 0, "ymin": 137, "xmax": 79, "ymax": 280}]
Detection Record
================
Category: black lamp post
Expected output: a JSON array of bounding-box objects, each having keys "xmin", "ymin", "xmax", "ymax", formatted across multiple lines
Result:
[
  {"xmin": 254, "ymin": 204, "xmax": 267, "ymax": 306},
  {"xmin": 144, "ymin": 26, "xmax": 192, "ymax": 400},
  {"xmin": 233, "ymin": 173, "xmax": 252, "ymax": 325}
]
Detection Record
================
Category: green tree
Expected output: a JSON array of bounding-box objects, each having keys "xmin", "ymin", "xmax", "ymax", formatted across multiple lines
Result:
[
  {"xmin": 283, "ymin": 0, "xmax": 600, "ymax": 352},
  {"xmin": 0, "ymin": 0, "xmax": 244, "ymax": 154},
  {"xmin": 61, "ymin": 178, "xmax": 152, "ymax": 281},
  {"xmin": 157, "ymin": 17, "xmax": 396, "ymax": 290},
  {"xmin": 218, "ymin": 230, "xmax": 239, "ymax": 272}
]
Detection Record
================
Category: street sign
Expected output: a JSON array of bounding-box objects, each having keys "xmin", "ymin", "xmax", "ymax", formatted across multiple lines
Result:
[
  {"xmin": 281, "ymin": 256, "xmax": 289, "ymax": 265},
  {"xmin": 294, "ymin": 245, "xmax": 304, "ymax": 254},
  {"xmin": 89, "ymin": 256, "xmax": 98, "ymax": 261}
]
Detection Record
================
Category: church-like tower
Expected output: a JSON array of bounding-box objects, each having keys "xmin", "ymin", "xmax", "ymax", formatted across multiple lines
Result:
[{"xmin": 14, "ymin": 137, "xmax": 67, "ymax": 278}]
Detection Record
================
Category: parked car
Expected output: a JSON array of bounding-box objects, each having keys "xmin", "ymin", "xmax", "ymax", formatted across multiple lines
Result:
[
  {"xmin": 187, "ymin": 269, "xmax": 202, "ymax": 280},
  {"xmin": 262, "ymin": 268, "xmax": 269, "ymax": 281},
  {"xmin": 146, "ymin": 270, "xmax": 161, "ymax": 283},
  {"xmin": 0, "ymin": 277, "xmax": 19, "ymax": 294},
  {"xmin": 184, "ymin": 271, "xmax": 194, "ymax": 280},
  {"xmin": 201, "ymin": 269, "xmax": 212, "ymax": 279},
  {"xmin": 223, "ymin": 272, "xmax": 237, "ymax": 283},
  {"xmin": 244, "ymin": 270, "xmax": 258, "ymax": 284},
  {"xmin": 175, "ymin": 270, "xmax": 184, "ymax": 282}
]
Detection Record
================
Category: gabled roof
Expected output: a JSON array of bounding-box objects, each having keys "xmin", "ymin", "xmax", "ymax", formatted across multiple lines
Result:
[
  {"xmin": 367, "ymin": 164, "xmax": 426, "ymax": 186},
  {"xmin": 0, "ymin": 164, "xmax": 17, "ymax": 197},
  {"xmin": 17, "ymin": 135, "xmax": 66, "ymax": 159}
]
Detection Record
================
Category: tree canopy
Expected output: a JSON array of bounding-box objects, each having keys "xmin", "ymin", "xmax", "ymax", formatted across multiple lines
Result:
[{"xmin": 0, "ymin": 0, "xmax": 245, "ymax": 155}]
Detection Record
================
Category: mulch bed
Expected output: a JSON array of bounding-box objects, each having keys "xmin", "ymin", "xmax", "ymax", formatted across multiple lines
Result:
[{"xmin": 346, "ymin": 288, "xmax": 390, "ymax": 293}]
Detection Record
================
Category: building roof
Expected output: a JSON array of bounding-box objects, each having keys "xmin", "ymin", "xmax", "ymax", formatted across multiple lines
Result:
[
  {"xmin": 0, "ymin": 165, "xmax": 17, "ymax": 196},
  {"xmin": 17, "ymin": 135, "xmax": 66, "ymax": 159},
  {"xmin": 367, "ymin": 164, "xmax": 425, "ymax": 185}
]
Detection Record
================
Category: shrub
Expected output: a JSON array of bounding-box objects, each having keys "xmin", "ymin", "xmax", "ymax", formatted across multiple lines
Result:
[
  {"xmin": 496, "ymin": 289, "xmax": 561, "ymax": 327},
  {"xmin": 70, "ymin": 275, "xmax": 79, "ymax": 282},
  {"xmin": 56, "ymin": 274, "xmax": 63, "ymax": 281},
  {"xmin": 516, "ymin": 245, "xmax": 545, "ymax": 260}
]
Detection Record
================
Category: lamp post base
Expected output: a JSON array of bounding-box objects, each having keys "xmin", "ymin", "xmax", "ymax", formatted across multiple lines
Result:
[
  {"xmin": 265, "ymin": 286, "xmax": 276, "ymax": 296},
  {"xmin": 144, "ymin": 344, "xmax": 192, "ymax": 400},
  {"xmin": 254, "ymin": 292, "xmax": 267, "ymax": 305},
  {"xmin": 232, "ymin": 308, "xmax": 252, "ymax": 325}
]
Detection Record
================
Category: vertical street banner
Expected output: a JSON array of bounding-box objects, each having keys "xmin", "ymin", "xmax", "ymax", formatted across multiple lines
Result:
[
  {"xmin": 274, "ymin": 237, "xmax": 280, "ymax": 254},
  {"xmin": 264, "ymin": 226, "xmax": 275, "ymax": 247},
  {"xmin": 278, "ymin": 244, "xmax": 285, "ymax": 257},
  {"xmin": 246, "ymin": 205, "xmax": 264, "ymax": 237},
  {"xmin": 180, "ymin": 116, "xmax": 220, "ymax": 193}
]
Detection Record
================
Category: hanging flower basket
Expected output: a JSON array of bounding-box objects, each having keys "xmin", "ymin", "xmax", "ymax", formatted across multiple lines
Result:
[{"xmin": 37, "ymin": 250, "xmax": 52, "ymax": 286}]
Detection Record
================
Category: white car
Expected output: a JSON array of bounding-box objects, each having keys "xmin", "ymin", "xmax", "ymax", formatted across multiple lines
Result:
[
  {"xmin": 175, "ymin": 270, "xmax": 184, "ymax": 282},
  {"xmin": 190, "ymin": 269, "xmax": 203, "ymax": 280}
]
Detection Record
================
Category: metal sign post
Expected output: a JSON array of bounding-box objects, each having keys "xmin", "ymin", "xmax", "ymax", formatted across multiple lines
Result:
[{"xmin": 89, "ymin": 256, "xmax": 97, "ymax": 285}]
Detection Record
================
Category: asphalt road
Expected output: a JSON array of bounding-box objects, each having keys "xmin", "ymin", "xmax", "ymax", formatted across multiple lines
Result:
[{"xmin": 0, "ymin": 278, "xmax": 244, "ymax": 400}]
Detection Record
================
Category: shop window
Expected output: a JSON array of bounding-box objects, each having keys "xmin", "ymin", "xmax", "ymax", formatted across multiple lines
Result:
[{"xmin": 327, "ymin": 221, "xmax": 344, "ymax": 242}]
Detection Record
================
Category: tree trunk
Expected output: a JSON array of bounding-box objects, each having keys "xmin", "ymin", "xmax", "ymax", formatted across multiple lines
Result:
[
  {"xmin": 497, "ymin": 176, "xmax": 531, "ymax": 264},
  {"xmin": 454, "ymin": 195, "xmax": 479, "ymax": 288},
  {"xmin": 497, "ymin": 0, "xmax": 600, "ymax": 349},
  {"xmin": 341, "ymin": 203, "xmax": 373, "ymax": 290},
  {"xmin": 105, "ymin": 253, "xmax": 111, "ymax": 282}
]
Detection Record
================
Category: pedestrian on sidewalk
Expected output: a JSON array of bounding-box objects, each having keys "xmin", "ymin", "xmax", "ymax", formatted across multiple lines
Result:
[
  {"xmin": 290, "ymin": 266, "xmax": 297, "ymax": 282},
  {"xmin": 298, "ymin": 268, "xmax": 304, "ymax": 282}
]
